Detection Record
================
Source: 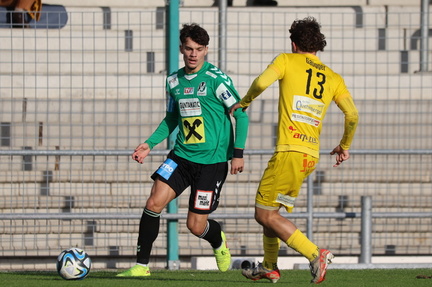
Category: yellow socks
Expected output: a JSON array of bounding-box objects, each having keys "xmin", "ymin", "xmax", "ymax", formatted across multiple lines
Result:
[
  {"xmin": 286, "ymin": 229, "xmax": 319, "ymax": 261},
  {"xmin": 263, "ymin": 235, "xmax": 280, "ymax": 270},
  {"xmin": 263, "ymin": 229, "xmax": 319, "ymax": 268}
]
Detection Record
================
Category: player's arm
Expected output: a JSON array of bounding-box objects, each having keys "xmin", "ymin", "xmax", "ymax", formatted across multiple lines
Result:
[
  {"xmin": 230, "ymin": 107, "xmax": 249, "ymax": 174},
  {"xmin": 336, "ymin": 94, "xmax": 359, "ymax": 150},
  {"xmin": 133, "ymin": 95, "xmax": 178, "ymax": 164},
  {"xmin": 217, "ymin": 74, "xmax": 250, "ymax": 174},
  {"xmin": 229, "ymin": 66, "xmax": 279, "ymax": 115},
  {"xmin": 144, "ymin": 111, "xmax": 178, "ymax": 147},
  {"xmin": 331, "ymin": 93, "xmax": 359, "ymax": 167},
  {"xmin": 240, "ymin": 66, "xmax": 279, "ymax": 108}
]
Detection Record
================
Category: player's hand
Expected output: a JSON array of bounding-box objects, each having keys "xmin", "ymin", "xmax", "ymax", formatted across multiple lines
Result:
[
  {"xmin": 229, "ymin": 103, "xmax": 247, "ymax": 116},
  {"xmin": 230, "ymin": 157, "xmax": 244, "ymax": 175},
  {"xmin": 330, "ymin": 145, "xmax": 350, "ymax": 167},
  {"xmin": 131, "ymin": 143, "xmax": 151, "ymax": 164}
]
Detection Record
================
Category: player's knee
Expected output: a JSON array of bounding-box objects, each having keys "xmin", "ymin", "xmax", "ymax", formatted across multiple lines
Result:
[
  {"xmin": 145, "ymin": 198, "xmax": 165, "ymax": 214},
  {"xmin": 255, "ymin": 209, "xmax": 277, "ymax": 227},
  {"xmin": 255, "ymin": 213, "xmax": 269, "ymax": 226},
  {"xmin": 187, "ymin": 223, "xmax": 204, "ymax": 236},
  {"xmin": 186, "ymin": 218, "xmax": 209, "ymax": 236}
]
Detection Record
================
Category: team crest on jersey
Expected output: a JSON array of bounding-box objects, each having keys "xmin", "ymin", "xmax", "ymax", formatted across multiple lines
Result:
[
  {"xmin": 197, "ymin": 82, "xmax": 207, "ymax": 96},
  {"xmin": 182, "ymin": 117, "xmax": 205, "ymax": 144},
  {"xmin": 184, "ymin": 87, "xmax": 194, "ymax": 95}
]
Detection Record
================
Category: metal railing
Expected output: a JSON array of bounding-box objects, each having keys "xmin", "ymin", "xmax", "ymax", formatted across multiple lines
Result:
[{"xmin": 1, "ymin": 149, "xmax": 431, "ymax": 268}]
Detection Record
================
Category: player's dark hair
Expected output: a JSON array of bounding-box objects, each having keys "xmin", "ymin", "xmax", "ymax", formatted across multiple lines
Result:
[
  {"xmin": 180, "ymin": 23, "xmax": 210, "ymax": 46},
  {"xmin": 289, "ymin": 17, "xmax": 326, "ymax": 52}
]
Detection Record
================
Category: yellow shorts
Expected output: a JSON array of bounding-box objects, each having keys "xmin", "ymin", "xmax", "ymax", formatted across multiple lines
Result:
[{"xmin": 255, "ymin": 151, "xmax": 318, "ymax": 213}]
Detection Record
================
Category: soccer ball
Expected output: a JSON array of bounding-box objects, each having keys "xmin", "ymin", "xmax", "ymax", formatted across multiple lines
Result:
[{"xmin": 56, "ymin": 247, "xmax": 91, "ymax": 280}]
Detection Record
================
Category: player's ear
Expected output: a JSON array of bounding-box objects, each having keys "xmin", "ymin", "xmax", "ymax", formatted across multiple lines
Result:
[{"xmin": 291, "ymin": 42, "xmax": 297, "ymax": 53}]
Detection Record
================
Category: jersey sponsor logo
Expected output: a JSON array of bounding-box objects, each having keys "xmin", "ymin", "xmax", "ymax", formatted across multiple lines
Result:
[
  {"xmin": 292, "ymin": 113, "xmax": 320, "ymax": 127},
  {"xmin": 156, "ymin": 158, "xmax": 178, "ymax": 180},
  {"xmin": 293, "ymin": 95, "xmax": 324, "ymax": 118},
  {"xmin": 197, "ymin": 81, "xmax": 207, "ymax": 96},
  {"xmin": 167, "ymin": 74, "xmax": 179, "ymax": 89},
  {"xmin": 216, "ymin": 83, "xmax": 237, "ymax": 108},
  {"xmin": 184, "ymin": 87, "xmax": 194, "ymax": 95},
  {"xmin": 300, "ymin": 154, "xmax": 316, "ymax": 173},
  {"xmin": 276, "ymin": 193, "xmax": 296, "ymax": 208},
  {"xmin": 179, "ymin": 98, "xmax": 202, "ymax": 117},
  {"xmin": 182, "ymin": 117, "xmax": 205, "ymax": 144},
  {"xmin": 293, "ymin": 133, "xmax": 318, "ymax": 145},
  {"xmin": 194, "ymin": 190, "xmax": 213, "ymax": 210}
]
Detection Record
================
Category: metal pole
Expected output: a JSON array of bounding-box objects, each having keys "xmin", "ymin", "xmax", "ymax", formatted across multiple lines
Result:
[
  {"xmin": 359, "ymin": 196, "xmax": 372, "ymax": 264},
  {"xmin": 166, "ymin": 0, "xmax": 180, "ymax": 270},
  {"xmin": 419, "ymin": 0, "xmax": 429, "ymax": 72},
  {"xmin": 306, "ymin": 176, "xmax": 314, "ymax": 240},
  {"xmin": 218, "ymin": 0, "xmax": 227, "ymax": 71}
]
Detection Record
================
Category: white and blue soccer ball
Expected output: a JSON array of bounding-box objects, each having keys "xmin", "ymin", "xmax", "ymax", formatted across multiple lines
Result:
[{"xmin": 56, "ymin": 247, "xmax": 92, "ymax": 280}]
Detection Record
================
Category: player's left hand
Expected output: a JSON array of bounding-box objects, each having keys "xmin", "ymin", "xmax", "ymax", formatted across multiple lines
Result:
[
  {"xmin": 330, "ymin": 145, "xmax": 350, "ymax": 167},
  {"xmin": 229, "ymin": 103, "xmax": 246, "ymax": 116},
  {"xmin": 230, "ymin": 157, "xmax": 244, "ymax": 174},
  {"xmin": 132, "ymin": 143, "xmax": 151, "ymax": 164}
]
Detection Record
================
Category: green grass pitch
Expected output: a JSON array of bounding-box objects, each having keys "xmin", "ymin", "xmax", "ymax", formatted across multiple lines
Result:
[{"xmin": 1, "ymin": 269, "xmax": 431, "ymax": 287}]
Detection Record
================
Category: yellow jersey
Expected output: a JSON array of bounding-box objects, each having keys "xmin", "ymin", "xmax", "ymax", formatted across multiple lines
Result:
[{"xmin": 240, "ymin": 53, "xmax": 358, "ymax": 158}]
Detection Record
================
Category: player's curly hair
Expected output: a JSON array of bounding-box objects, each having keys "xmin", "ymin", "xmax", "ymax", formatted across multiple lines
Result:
[
  {"xmin": 289, "ymin": 17, "xmax": 326, "ymax": 52},
  {"xmin": 180, "ymin": 23, "xmax": 210, "ymax": 46}
]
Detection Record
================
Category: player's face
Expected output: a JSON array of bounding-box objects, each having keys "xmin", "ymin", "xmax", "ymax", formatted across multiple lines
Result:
[{"xmin": 180, "ymin": 37, "xmax": 208, "ymax": 74}]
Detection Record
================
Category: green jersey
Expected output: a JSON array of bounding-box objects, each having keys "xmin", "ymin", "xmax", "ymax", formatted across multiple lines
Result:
[{"xmin": 146, "ymin": 62, "xmax": 249, "ymax": 164}]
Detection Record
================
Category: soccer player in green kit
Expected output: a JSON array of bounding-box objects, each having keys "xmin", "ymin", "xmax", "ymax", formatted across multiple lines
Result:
[{"xmin": 117, "ymin": 23, "xmax": 249, "ymax": 277}]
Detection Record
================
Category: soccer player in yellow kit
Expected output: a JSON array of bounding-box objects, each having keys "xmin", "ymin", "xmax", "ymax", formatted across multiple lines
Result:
[{"xmin": 230, "ymin": 17, "xmax": 359, "ymax": 284}]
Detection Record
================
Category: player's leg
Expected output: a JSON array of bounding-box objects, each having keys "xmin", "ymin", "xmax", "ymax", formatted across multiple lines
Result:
[
  {"xmin": 256, "ymin": 207, "xmax": 320, "ymax": 261},
  {"xmin": 244, "ymin": 152, "xmax": 332, "ymax": 284},
  {"xmin": 241, "ymin": 223, "xmax": 281, "ymax": 283},
  {"xmin": 118, "ymin": 152, "xmax": 188, "ymax": 277},
  {"xmin": 262, "ymin": 227, "xmax": 280, "ymax": 272},
  {"xmin": 267, "ymin": 152, "xmax": 333, "ymax": 284},
  {"xmin": 187, "ymin": 161, "xmax": 230, "ymax": 272},
  {"xmin": 242, "ymin": 208, "xmax": 288, "ymax": 283},
  {"xmin": 137, "ymin": 179, "xmax": 177, "ymax": 263},
  {"xmin": 187, "ymin": 212, "xmax": 221, "ymax": 247},
  {"xmin": 187, "ymin": 212, "xmax": 230, "ymax": 271},
  {"xmin": 117, "ymin": 179, "xmax": 177, "ymax": 277},
  {"xmin": 250, "ymin": 207, "xmax": 333, "ymax": 284}
]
